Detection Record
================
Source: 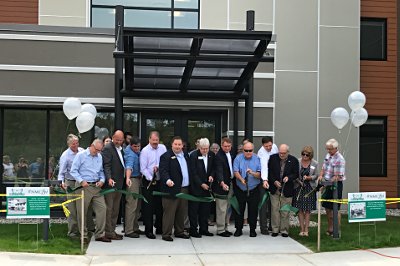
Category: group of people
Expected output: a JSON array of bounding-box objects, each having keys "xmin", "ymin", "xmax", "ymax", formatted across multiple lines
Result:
[
  {"xmin": 57, "ymin": 130, "xmax": 345, "ymax": 243},
  {"xmin": 2, "ymin": 155, "xmax": 44, "ymax": 185}
]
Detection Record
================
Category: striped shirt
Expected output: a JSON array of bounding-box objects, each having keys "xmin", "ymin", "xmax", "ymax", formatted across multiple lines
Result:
[{"xmin": 322, "ymin": 151, "xmax": 346, "ymax": 181}]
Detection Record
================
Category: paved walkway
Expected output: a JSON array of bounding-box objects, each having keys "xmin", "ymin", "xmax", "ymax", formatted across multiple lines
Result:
[{"xmin": 1, "ymin": 225, "xmax": 399, "ymax": 265}]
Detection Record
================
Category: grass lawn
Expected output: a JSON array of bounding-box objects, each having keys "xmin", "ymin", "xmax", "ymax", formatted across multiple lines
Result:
[
  {"xmin": 0, "ymin": 222, "xmax": 84, "ymax": 254},
  {"xmin": 289, "ymin": 214, "xmax": 400, "ymax": 252}
]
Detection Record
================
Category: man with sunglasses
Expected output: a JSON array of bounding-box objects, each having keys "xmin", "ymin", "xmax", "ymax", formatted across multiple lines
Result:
[
  {"xmin": 268, "ymin": 144, "xmax": 299, "ymax": 237},
  {"xmin": 232, "ymin": 141, "xmax": 261, "ymax": 237}
]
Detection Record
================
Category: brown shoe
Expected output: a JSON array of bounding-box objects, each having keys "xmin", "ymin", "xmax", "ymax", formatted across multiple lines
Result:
[
  {"xmin": 107, "ymin": 234, "xmax": 123, "ymax": 240},
  {"xmin": 95, "ymin": 236, "xmax": 112, "ymax": 242}
]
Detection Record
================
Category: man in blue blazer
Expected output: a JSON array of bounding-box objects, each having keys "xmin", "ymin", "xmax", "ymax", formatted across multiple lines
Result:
[
  {"xmin": 159, "ymin": 136, "xmax": 191, "ymax": 241},
  {"xmin": 268, "ymin": 144, "xmax": 299, "ymax": 237}
]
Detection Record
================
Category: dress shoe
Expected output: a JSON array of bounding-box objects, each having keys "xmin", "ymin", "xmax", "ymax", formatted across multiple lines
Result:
[
  {"xmin": 261, "ymin": 230, "xmax": 269, "ymax": 235},
  {"xmin": 107, "ymin": 234, "xmax": 123, "ymax": 240},
  {"xmin": 281, "ymin": 233, "xmax": 289, "ymax": 237},
  {"xmin": 217, "ymin": 231, "xmax": 231, "ymax": 237},
  {"xmin": 250, "ymin": 230, "xmax": 257, "ymax": 237},
  {"xmin": 200, "ymin": 231, "xmax": 213, "ymax": 237},
  {"xmin": 124, "ymin": 232, "xmax": 140, "ymax": 238},
  {"xmin": 189, "ymin": 232, "xmax": 202, "ymax": 238},
  {"xmin": 95, "ymin": 236, "xmax": 112, "ymax": 242},
  {"xmin": 233, "ymin": 229, "xmax": 243, "ymax": 237},
  {"xmin": 271, "ymin": 233, "xmax": 279, "ymax": 237},
  {"xmin": 145, "ymin": 232, "xmax": 156, "ymax": 239},
  {"xmin": 175, "ymin": 233, "xmax": 190, "ymax": 239},
  {"xmin": 155, "ymin": 229, "xmax": 163, "ymax": 235},
  {"xmin": 135, "ymin": 229, "xmax": 145, "ymax": 235},
  {"xmin": 225, "ymin": 230, "xmax": 233, "ymax": 236},
  {"xmin": 115, "ymin": 233, "xmax": 124, "ymax": 238},
  {"xmin": 162, "ymin": 236, "xmax": 173, "ymax": 242}
]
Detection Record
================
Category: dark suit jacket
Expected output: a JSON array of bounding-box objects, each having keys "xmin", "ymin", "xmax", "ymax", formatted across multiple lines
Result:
[
  {"xmin": 102, "ymin": 142, "xmax": 125, "ymax": 190},
  {"xmin": 213, "ymin": 149, "xmax": 235, "ymax": 195},
  {"xmin": 268, "ymin": 153, "xmax": 299, "ymax": 197},
  {"xmin": 160, "ymin": 149, "xmax": 191, "ymax": 195},
  {"xmin": 189, "ymin": 150, "xmax": 216, "ymax": 197}
]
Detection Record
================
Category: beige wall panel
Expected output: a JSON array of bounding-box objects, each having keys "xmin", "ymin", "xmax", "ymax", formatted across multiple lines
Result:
[
  {"xmin": 39, "ymin": 0, "xmax": 86, "ymax": 17},
  {"xmin": 254, "ymin": 79, "xmax": 274, "ymax": 102},
  {"xmin": 229, "ymin": 0, "xmax": 272, "ymax": 25},
  {"xmin": 200, "ymin": 0, "xmax": 228, "ymax": 29},
  {"xmin": 255, "ymin": 62, "xmax": 274, "ymax": 73},
  {"xmin": 274, "ymin": 71, "xmax": 318, "ymax": 156},
  {"xmin": 228, "ymin": 23, "xmax": 273, "ymax": 31},
  {"xmin": 39, "ymin": 16, "xmax": 86, "ymax": 27},
  {"xmin": 319, "ymin": 27, "xmax": 360, "ymax": 117},
  {"xmin": 274, "ymin": 0, "xmax": 318, "ymax": 71},
  {"xmin": 320, "ymin": 0, "xmax": 359, "ymax": 27},
  {"xmin": 228, "ymin": 107, "xmax": 273, "ymax": 132}
]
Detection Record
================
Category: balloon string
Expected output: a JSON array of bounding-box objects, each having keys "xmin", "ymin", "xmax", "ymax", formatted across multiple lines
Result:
[{"xmin": 342, "ymin": 113, "xmax": 354, "ymax": 158}]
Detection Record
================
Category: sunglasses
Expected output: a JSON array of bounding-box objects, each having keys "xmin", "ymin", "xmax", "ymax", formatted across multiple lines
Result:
[
  {"xmin": 301, "ymin": 153, "xmax": 310, "ymax": 157},
  {"xmin": 243, "ymin": 149, "xmax": 253, "ymax": 153}
]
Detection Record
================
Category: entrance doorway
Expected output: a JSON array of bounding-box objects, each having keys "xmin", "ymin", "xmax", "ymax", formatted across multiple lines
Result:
[{"xmin": 141, "ymin": 111, "xmax": 222, "ymax": 151}]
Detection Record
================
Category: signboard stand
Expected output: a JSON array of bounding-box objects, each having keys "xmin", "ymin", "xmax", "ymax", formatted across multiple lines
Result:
[
  {"xmin": 358, "ymin": 222, "xmax": 377, "ymax": 246},
  {"xmin": 18, "ymin": 222, "xmax": 39, "ymax": 251}
]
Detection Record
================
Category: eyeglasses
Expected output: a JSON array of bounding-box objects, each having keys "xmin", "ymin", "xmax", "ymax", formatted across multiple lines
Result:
[
  {"xmin": 301, "ymin": 153, "xmax": 310, "ymax": 157},
  {"xmin": 243, "ymin": 149, "xmax": 253, "ymax": 153}
]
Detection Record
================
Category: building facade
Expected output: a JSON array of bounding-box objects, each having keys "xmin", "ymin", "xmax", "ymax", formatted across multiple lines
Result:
[{"xmin": 0, "ymin": 0, "xmax": 397, "ymax": 204}]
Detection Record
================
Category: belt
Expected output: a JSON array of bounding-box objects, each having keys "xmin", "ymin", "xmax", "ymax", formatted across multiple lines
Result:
[
  {"xmin": 132, "ymin": 175, "xmax": 141, "ymax": 178},
  {"xmin": 87, "ymin": 181, "xmax": 99, "ymax": 184},
  {"xmin": 65, "ymin": 179, "xmax": 75, "ymax": 182}
]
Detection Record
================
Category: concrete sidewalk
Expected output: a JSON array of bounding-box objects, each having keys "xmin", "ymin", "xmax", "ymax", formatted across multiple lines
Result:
[{"xmin": 1, "ymin": 224, "xmax": 399, "ymax": 266}]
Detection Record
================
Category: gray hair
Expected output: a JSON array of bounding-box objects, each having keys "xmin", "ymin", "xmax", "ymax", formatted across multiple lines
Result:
[
  {"xmin": 326, "ymin": 138, "xmax": 339, "ymax": 148},
  {"xmin": 67, "ymin": 134, "xmax": 79, "ymax": 145},
  {"xmin": 92, "ymin": 138, "xmax": 103, "ymax": 146},
  {"xmin": 198, "ymin": 138, "xmax": 210, "ymax": 148}
]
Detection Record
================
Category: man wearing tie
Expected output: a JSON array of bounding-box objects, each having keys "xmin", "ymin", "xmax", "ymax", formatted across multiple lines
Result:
[
  {"xmin": 188, "ymin": 138, "xmax": 215, "ymax": 238},
  {"xmin": 159, "ymin": 136, "xmax": 191, "ymax": 241},
  {"xmin": 102, "ymin": 130, "xmax": 125, "ymax": 240},
  {"xmin": 214, "ymin": 137, "xmax": 235, "ymax": 237}
]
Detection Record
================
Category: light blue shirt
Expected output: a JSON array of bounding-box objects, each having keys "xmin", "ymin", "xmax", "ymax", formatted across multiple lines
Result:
[
  {"xmin": 176, "ymin": 152, "xmax": 189, "ymax": 187},
  {"xmin": 124, "ymin": 146, "xmax": 140, "ymax": 177},
  {"xmin": 70, "ymin": 148, "xmax": 105, "ymax": 183},
  {"xmin": 233, "ymin": 153, "xmax": 261, "ymax": 191},
  {"xmin": 58, "ymin": 147, "xmax": 84, "ymax": 182}
]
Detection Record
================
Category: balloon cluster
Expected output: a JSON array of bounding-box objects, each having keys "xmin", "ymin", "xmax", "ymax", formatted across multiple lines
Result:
[
  {"xmin": 63, "ymin": 98, "xmax": 97, "ymax": 133},
  {"xmin": 330, "ymin": 91, "xmax": 368, "ymax": 130},
  {"xmin": 95, "ymin": 126, "xmax": 109, "ymax": 140}
]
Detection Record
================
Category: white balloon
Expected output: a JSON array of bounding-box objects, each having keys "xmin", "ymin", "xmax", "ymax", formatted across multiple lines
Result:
[
  {"xmin": 94, "ymin": 126, "xmax": 100, "ymax": 137},
  {"xmin": 97, "ymin": 128, "xmax": 109, "ymax": 140},
  {"xmin": 81, "ymin": 103, "xmax": 97, "ymax": 119},
  {"xmin": 348, "ymin": 91, "xmax": 366, "ymax": 111},
  {"xmin": 351, "ymin": 108, "xmax": 368, "ymax": 127},
  {"xmin": 63, "ymin": 98, "xmax": 81, "ymax": 120},
  {"xmin": 76, "ymin": 112, "xmax": 95, "ymax": 133},
  {"xmin": 331, "ymin": 107, "xmax": 349, "ymax": 130}
]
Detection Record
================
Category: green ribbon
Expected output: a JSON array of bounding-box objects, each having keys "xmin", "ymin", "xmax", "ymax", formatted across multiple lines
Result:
[
  {"xmin": 280, "ymin": 204, "xmax": 299, "ymax": 215},
  {"xmin": 100, "ymin": 188, "xmax": 148, "ymax": 203},
  {"xmin": 258, "ymin": 191, "xmax": 270, "ymax": 210},
  {"xmin": 152, "ymin": 191, "xmax": 214, "ymax": 203}
]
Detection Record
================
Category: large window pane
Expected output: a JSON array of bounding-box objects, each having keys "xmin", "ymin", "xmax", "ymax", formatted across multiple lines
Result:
[
  {"xmin": 3, "ymin": 110, "xmax": 46, "ymax": 187},
  {"xmin": 360, "ymin": 117, "xmax": 387, "ymax": 176},
  {"xmin": 93, "ymin": 0, "xmax": 171, "ymax": 8},
  {"xmin": 360, "ymin": 18, "xmax": 387, "ymax": 61},
  {"xmin": 125, "ymin": 9, "xmax": 171, "ymax": 28},
  {"xmin": 174, "ymin": 11, "xmax": 198, "ymax": 29},
  {"xmin": 187, "ymin": 119, "xmax": 215, "ymax": 151},
  {"xmin": 174, "ymin": 0, "xmax": 198, "ymax": 9},
  {"xmin": 145, "ymin": 118, "xmax": 175, "ymax": 147},
  {"xmin": 49, "ymin": 111, "xmax": 92, "ymax": 181},
  {"xmin": 95, "ymin": 112, "xmax": 114, "ymax": 141},
  {"xmin": 92, "ymin": 8, "xmax": 115, "ymax": 28},
  {"xmin": 124, "ymin": 113, "xmax": 138, "ymax": 136}
]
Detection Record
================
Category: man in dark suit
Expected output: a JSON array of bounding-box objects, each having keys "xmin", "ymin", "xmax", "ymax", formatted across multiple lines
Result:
[
  {"xmin": 188, "ymin": 138, "xmax": 215, "ymax": 238},
  {"xmin": 268, "ymin": 144, "xmax": 299, "ymax": 237},
  {"xmin": 213, "ymin": 137, "xmax": 235, "ymax": 237},
  {"xmin": 102, "ymin": 130, "xmax": 125, "ymax": 240},
  {"xmin": 159, "ymin": 136, "xmax": 191, "ymax": 241}
]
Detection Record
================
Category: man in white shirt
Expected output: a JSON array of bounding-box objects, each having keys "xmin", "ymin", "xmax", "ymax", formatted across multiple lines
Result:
[{"xmin": 257, "ymin": 136, "xmax": 278, "ymax": 235}]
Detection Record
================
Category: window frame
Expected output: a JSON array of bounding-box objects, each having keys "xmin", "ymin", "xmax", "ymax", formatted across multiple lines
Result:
[
  {"xmin": 359, "ymin": 116, "xmax": 387, "ymax": 177},
  {"xmin": 360, "ymin": 17, "xmax": 387, "ymax": 61}
]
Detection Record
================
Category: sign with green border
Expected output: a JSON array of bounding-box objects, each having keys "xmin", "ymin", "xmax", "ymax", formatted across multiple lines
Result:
[
  {"xmin": 6, "ymin": 187, "xmax": 50, "ymax": 219},
  {"xmin": 348, "ymin": 191, "xmax": 386, "ymax": 223}
]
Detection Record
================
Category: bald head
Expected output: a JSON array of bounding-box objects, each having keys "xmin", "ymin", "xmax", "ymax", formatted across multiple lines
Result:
[
  {"xmin": 112, "ymin": 130, "xmax": 124, "ymax": 147},
  {"xmin": 279, "ymin": 144, "xmax": 289, "ymax": 160}
]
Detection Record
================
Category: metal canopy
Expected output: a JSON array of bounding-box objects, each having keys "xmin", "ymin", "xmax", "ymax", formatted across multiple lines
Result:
[{"xmin": 113, "ymin": 27, "xmax": 274, "ymax": 100}]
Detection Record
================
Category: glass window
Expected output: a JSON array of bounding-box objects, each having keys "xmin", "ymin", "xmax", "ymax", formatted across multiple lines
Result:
[
  {"xmin": 174, "ymin": 0, "xmax": 198, "ymax": 9},
  {"xmin": 95, "ymin": 112, "xmax": 114, "ymax": 142},
  {"xmin": 92, "ymin": 8, "xmax": 115, "ymax": 28},
  {"xmin": 360, "ymin": 18, "xmax": 387, "ymax": 61},
  {"xmin": 125, "ymin": 9, "xmax": 171, "ymax": 28},
  {"xmin": 174, "ymin": 11, "xmax": 198, "ymax": 29},
  {"xmin": 187, "ymin": 119, "xmax": 216, "ymax": 151},
  {"xmin": 124, "ymin": 113, "xmax": 138, "ymax": 136},
  {"xmin": 3, "ymin": 110, "xmax": 46, "ymax": 187},
  {"xmin": 144, "ymin": 118, "xmax": 175, "ymax": 147},
  {"xmin": 359, "ymin": 117, "xmax": 387, "ymax": 176},
  {"xmin": 93, "ymin": 0, "xmax": 171, "ymax": 8}
]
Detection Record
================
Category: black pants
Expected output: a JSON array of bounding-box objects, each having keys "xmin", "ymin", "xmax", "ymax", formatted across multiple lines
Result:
[
  {"xmin": 142, "ymin": 179, "xmax": 163, "ymax": 234},
  {"xmin": 234, "ymin": 186, "xmax": 260, "ymax": 231},
  {"xmin": 188, "ymin": 201, "xmax": 210, "ymax": 233}
]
